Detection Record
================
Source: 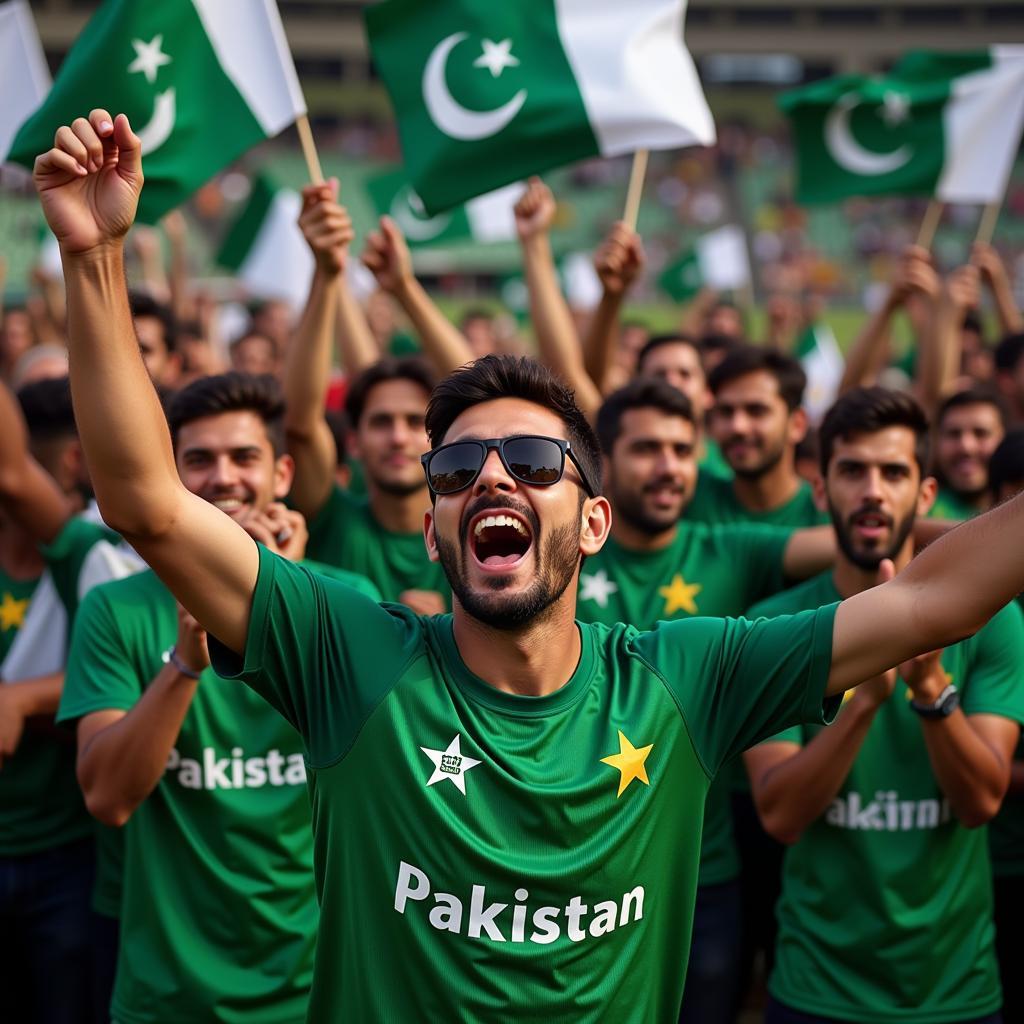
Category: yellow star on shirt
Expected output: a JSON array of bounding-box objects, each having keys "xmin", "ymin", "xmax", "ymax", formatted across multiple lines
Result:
[
  {"xmin": 0, "ymin": 592, "xmax": 28, "ymax": 631},
  {"xmin": 659, "ymin": 574, "xmax": 702, "ymax": 616},
  {"xmin": 601, "ymin": 730, "xmax": 654, "ymax": 798}
]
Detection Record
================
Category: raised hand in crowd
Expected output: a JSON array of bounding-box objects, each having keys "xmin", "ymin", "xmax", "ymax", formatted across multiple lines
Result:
[
  {"xmin": 239, "ymin": 502, "xmax": 308, "ymax": 563},
  {"xmin": 298, "ymin": 178, "xmax": 353, "ymax": 276},
  {"xmin": 972, "ymin": 241, "xmax": 1023, "ymax": 333},
  {"xmin": 175, "ymin": 602, "xmax": 211, "ymax": 677}
]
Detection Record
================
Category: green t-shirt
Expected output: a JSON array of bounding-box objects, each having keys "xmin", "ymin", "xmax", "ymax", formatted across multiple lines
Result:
[
  {"xmin": 698, "ymin": 437, "xmax": 732, "ymax": 481},
  {"xmin": 0, "ymin": 568, "xmax": 91, "ymax": 856},
  {"xmin": 989, "ymin": 735, "xmax": 1024, "ymax": 878},
  {"xmin": 686, "ymin": 474, "xmax": 828, "ymax": 529},
  {"xmin": 58, "ymin": 566, "xmax": 362, "ymax": 1024},
  {"xmin": 210, "ymin": 546, "xmax": 839, "ymax": 1022},
  {"xmin": 927, "ymin": 486, "xmax": 980, "ymax": 522},
  {"xmin": 576, "ymin": 522, "xmax": 792, "ymax": 886},
  {"xmin": 750, "ymin": 573, "xmax": 1024, "ymax": 1024},
  {"xmin": 305, "ymin": 483, "xmax": 450, "ymax": 605}
]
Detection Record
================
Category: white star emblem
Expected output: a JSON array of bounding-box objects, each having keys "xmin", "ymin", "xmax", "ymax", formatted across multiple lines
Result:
[
  {"xmin": 473, "ymin": 38, "xmax": 520, "ymax": 79},
  {"xmin": 420, "ymin": 734, "xmax": 482, "ymax": 795},
  {"xmin": 579, "ymin": 569, "xmax": 619, "ymax": 609},
  {"xmin": 128, "ymin": 35, "xmax": 172, "ymax": 85},
  {"xmin": 880, "ymin": 91, "xmax": 911, "ymax": 127}
]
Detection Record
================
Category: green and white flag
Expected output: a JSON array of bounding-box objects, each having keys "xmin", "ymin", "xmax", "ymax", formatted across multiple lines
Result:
[
  {"xmin": 7, "ymin": 0, "xmax": 306, "ymax": 223},
  {"xmin": 0, "ymin": 0, "xmax": 50, "ymax": 163},
  {"xmin": 796, "ymin": 322, "xmax": 844, "ymax": 426},
  {"xmin": 658, "ymin": 225, "xmax": 750, "ymax": 303},
  {"xmin": 365, "ymin": 0, "xmax": 715, "ymax": 215},
  {"xmin": 780, "ymin": 47, "xmax": 1024, "ymax": 205},
  {"xmin": 366, "ymin": 168, "xmax": 520, "ymax": 247},
  {"xmin": 217, "ymin": 176, "xmax": 312, "ymax": 310}
]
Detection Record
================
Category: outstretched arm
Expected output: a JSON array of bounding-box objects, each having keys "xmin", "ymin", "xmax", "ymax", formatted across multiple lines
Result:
[
  {"xmin": 917, "ymin": 264, "xmax": 976, "ymax": 415},
  {"xmin": 974, "ymin": 242, "xmax": 1023, "ymax": 335},
  {"xmin": 35, "ymin": 109, "xmax": 257, "ymax": 653}
]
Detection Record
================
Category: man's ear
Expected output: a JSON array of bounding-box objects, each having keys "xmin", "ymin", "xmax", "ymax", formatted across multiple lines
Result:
[
  {"xmin": 273, "ymin": 453, "xmax": 295, "ymax": 500},
  {"xmin": 788, "ymin": 406, "xmax": 809, "ymax": 447},
  {"xmin": 423, "ymin": 507, "xmax": 440, "ymax": 562},
  {"xmin": 812, "ymin": 470, "xmax": 828, "ymax": 513},
  {"xmin": 917, "ymin": 475, "xmax": 938, "ymax": 518},
  {"xmin": 579, "ymin": 496, "xmax": 612, "ymax": 557}
]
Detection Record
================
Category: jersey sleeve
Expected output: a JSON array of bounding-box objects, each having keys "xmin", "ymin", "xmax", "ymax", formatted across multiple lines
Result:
[
  {"xmin": 58, "ymin": 583, "xmax": 143, "ymax": 725},
  {"xmin": 631, "ymin": 603, "xmax": 839, "ymax": 776},
  {"xmin": 207, "ymin": 545, "xmax": 424, "ymax": 766},
  {"xmin": 959, "ymin": 601, "xmax": 1024, "ymax": 723}
]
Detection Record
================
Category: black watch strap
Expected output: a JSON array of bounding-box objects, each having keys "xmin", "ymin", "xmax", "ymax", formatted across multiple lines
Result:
[{"xmin": 910, "ymin": 684, "xmax": 959, "ymax": 719}]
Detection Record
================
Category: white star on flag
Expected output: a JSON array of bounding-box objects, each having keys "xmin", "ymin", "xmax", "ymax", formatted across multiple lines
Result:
[
  {"xmin": 473, "ymin": 38, "xmax": 520, "ymax": 79},
  {"xmin": 579, "ymin": 569, "xmax": 619, "ymax": 609},
  {"xmin": 128, "ymin": 34, "xmax": 172, "ymax": 84},
  {"xmin": 420, "ymin": 734, "xmax": 482, "ymax": 795},
  {"xmin": 881, "ymin": 91, "xmax": 911, "ymax": 127}
]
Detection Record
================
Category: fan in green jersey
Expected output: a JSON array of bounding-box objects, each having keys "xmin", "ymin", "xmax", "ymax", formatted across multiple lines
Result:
[
  {"xmin": 745, "ymin": 387, "xmax": 1024, "ymax": 1024},
  {"xmin": 38, "ymin": 109, "xmax": 1024, "ymax": 1023}
]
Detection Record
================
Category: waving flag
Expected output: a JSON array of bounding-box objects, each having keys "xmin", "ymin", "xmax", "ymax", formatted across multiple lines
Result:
[{"xmin": 0, "ymin": 0, "xmax": 50, "ymax": 162}]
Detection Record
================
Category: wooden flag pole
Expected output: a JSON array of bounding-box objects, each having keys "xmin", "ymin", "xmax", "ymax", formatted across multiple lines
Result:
[
  {"xmin": 622, "ymin": 150, "xmax": 649, "ymax": 231},
  {"xmin": 296, "ymin": 113, "xmax": 324, "ymax": 185},
  {"xmin": 915, "ymin": 200, "xmax": 943, "ymax": 249},
  {"xmin": 975, "ymin": 202, "xmax": 1000, "ymax": 246}
]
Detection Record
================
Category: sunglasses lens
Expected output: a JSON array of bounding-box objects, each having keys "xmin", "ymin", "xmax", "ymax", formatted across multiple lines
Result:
[
  {"xmin": 503, "ymin": 437, "xmax": 563, "ymax": 485},
  {"xmin": 427, "ymin": 443, "xmax": 484, "ymax": 494}
]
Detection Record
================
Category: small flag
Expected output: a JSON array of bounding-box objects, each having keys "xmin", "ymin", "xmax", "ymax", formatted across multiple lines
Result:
[
  {"xmin": 0, "ymin": 0, "xmax": 50, "ymax": 162},
  {"xmin": 365, "ymin": 0, "xmax": 715, "ymax": 214},
  {"xmin": 7, "ymin": 0, "xmax": 306, "ymax": 223},
  {"xmin": 780, "ymin": 47, "xmax": 1024, "ymax": 205},
  {"xmin": 658, "ymin": 226, "xmax": 750, "ymax": 303},
  {"xmin": 365, "ymin": 168, "xmax": 520, "ymax": 247},
  {"xmin": 796, "ymin": 322, "xmax": 844, "ymax": 426},
  {"xmin": 217, "ymin": 175, "xmax": 312, "ymax": 311}
]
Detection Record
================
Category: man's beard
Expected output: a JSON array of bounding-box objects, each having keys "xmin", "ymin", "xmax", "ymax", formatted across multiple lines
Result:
[
  {"xmin": 830, "ymin": 500, "xmax": 916, "ymax": 570},
  {"xmin": 372, "ymin": 473, "xmax": 428, "ymax": 498},
  {"xmin": 608, "ymin": 478, "xmax": 683, "ymax": 537},
  {"xmin": 726, "ymin": 434, "xmax": 786, "ymax": 481},
  {"xmin": 435, "ymin": 498, "xmax": 582, "ymax": 631}
]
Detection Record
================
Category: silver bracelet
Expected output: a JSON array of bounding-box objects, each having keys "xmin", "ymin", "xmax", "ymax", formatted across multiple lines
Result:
[{"xmin": 167, "ymin": 645, "xmax": 202, "ymax": 680}]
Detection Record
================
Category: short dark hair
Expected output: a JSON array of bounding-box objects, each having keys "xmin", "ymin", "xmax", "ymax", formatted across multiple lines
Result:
[
  {"xmin": 989, "ymin": 429, "xmax": 1024, "ymax": 500},
  {"xmin": 345, "ymin": 356, "xmax": 436, "ymax": 428},
  {"xmin": 995, "ymin": 333, "xmax": 1024, "ymax": 375},
  {"xmin": 325, "ymin": 409, "xmax": 350, "ymax": 467},
  {"xmin": 425, "ymin": 355, "xmax": 601, "ymax": 497},
  {"xmin": 936, "ymin": 386, "xmax": 1008, "ymax": 432},
  {"xmin": 708, "ymin": 345, "xmax": 806, "ymax": 411},
  {"xmin": 166, "ymin": 372, "xmax": 286, "ymax": 455},
  {"xmin": 129, "ymin": 292, "xmax": 177, "ymax": 353},
  {"xmin": 17, "ymin": 375, "xmax": 76, "ymax": 441},
  {"xmin": 636, "ymin": 333, "xmax": 700, "ymax": 372},
  {"xmin": 596, "ymin": 378, "xmax": 695, "ymax": 455},
  {"xmin": 819, "ymin": 386, "xmax": 931, "ymax": 475}
]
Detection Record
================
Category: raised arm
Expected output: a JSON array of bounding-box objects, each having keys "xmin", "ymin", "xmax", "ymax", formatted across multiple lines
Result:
[
  {"xmin": 973, "ymin": 242, "xmax": 1023, "ymax": 335},
  {"xmin": 515, "ymin": 178, "xmax": 601, "ymax": 421},
  {"xmin": 282, "ymin": 180, "xmax": 353, "ymax": 519},
  {"xmin": 35, "ymin": 109, "xmax": 257, "ymax": 653},
  {"xmin": 916, "ymin": 264, "xmax": 976, "ymax": 415},
  {"xmin": 362, "ymin": 216, "xmax": 473, "ymax": 375}
]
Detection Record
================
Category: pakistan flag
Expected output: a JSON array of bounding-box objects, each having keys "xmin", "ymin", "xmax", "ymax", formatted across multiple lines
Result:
[
  {"xmin": 658, "ymin": 226, "xmax": 750, "ymax": 303},
  {"xmin": 780, "ymin": 47, "xmax": 1024, "ymax": 205},
  {"xmin": 365, "ymin": 0, "xmax": 715, "ymax": 215},
  {"xmin": 7, "ymin": 0, "xmax": 306, "ymax": 223}
]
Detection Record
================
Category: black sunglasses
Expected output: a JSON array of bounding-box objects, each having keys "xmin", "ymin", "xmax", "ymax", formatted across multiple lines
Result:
[{"xmin": 421, "ymin": 435, "xmax": 598, "ymax": 498}]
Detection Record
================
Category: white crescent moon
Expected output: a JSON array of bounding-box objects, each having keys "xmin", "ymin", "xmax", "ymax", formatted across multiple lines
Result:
[
  {"xmin": 825, "ymin": 93, "xmax": 912, "ymax": 176},
  {"xmin": 423, "ymin": 32, "xmax": 526, "ymax": 141},
  {"xmin": 390, "ymin": 186, "xmax": 452, "ymax": 242},
  {"xmin": 137, "ymin": 87, "xmax": 176, "ymax": 155}
]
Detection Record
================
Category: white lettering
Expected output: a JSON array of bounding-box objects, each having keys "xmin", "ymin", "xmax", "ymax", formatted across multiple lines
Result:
[
  {"xmin": 619, "ymin": 886, "xmax": 645, "ymax": 926},
  {"xmin": 285, "ymin": 753, "xmax": 307, "ymax": 785},
  {"xmin": 826, "ymin": 792, "xmax": 951, "ymax": 832},
  {"xmin": 469, "ymin": 884, "xmax": 507, "ymax": 941},
  {"xmin": 429, "ymin": 892, "xmax": 463, "ymax": 933},
  {"xmin": 266, "ymin": 749, "xmax": 286, "ymax": 786},
  {"xmin": 394, "ymin": 861, "xmax": 430, "ymax": 913},
  {"xmin": 203, "ymin": 748, "xmax": 232, "ymax": 790},
  {"xmin": 165, "ymin": 746, "xmax": 306, "ymax": 791},
  {"xmin": 565, "ymin": 896, "xmax": 588, "ymax": 942},
  {"xmin": 530, "ymin": 906, "xmax": 561, "ymax": 945},
  {"xmin": 178, "ymin": 758, "xmax": 201, "ymax": 789}
]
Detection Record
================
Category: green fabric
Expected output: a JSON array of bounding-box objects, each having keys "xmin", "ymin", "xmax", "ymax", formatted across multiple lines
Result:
[
  {"xmin": 685, "ymin": 474, "xmax": 828, "ymax": 529},
  {"xmin": 0, "ymin": 569, "xmax": 91, "ymax": 856},
  {"xmin": 576, "ymin": 521, "xmax": 791, "ymax": 886},
  {"xmin": 208, "ymin": 545, "xmax": 838, "ymax": 1021},
  {"xmin": 927, "ymin": 486, "xmax": 980, "ymax": 522},
  {"xmin": 367, "ymin": 167, "xmax": 477, "ymax": 248},
  {"xmin": 58, "ymin": 566, "xmax": 339, "ymax": 1024},
  {"xmin": 305, "ymin": 483, "xmax": 450, "ymax": 605},
  {"xmin": 7, "ymin": 0, "xmax": 277, "ymax": 224},
  {"xmin": 750, "ymin": 572, "xmax": 1024, "ymax": 1024},
  {"xmin": 658, "ymin": 247, "xmax": 703, "ymax": 302},
  {"xmin": 698, "ymin": 437, "xmax": 733, "ymax": 482}
]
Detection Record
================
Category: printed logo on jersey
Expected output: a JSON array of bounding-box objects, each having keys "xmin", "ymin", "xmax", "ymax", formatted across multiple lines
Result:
[
  {"xmin": 165, "ymin": 746, "xmax": 306, "ymax": 790},
  {"xmin": 600, "ymin": 730, "xmax": 654, "ymax": 798},
  {"xmin": 579, "ymin": 569, "xmax": 619, "ymax": 608},
  {"xmin": 394, "ymin": 860, "xmax": 645, "ymax": 945},
  {"xmin": 420, "ymin": 734, "xmax": 482, "ymax": 795},
  {"xmin": 826, "ymin": 791, "xmax": 952, "ymax": 831},
  {"xmin": 658, "ymin": 574, "xmax": 701, "ymax": 615}
]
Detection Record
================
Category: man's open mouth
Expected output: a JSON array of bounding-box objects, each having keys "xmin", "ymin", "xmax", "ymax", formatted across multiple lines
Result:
[{"xmin": 469, "ymin": 512, "xmax": 533, "ymax": 568}]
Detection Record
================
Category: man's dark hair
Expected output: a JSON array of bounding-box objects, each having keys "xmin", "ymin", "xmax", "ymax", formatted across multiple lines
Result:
[
  {"xmin": 708, "ymin": 345, "xmax": 807, "ymax": 411},
  {"xmin": 17, "ymin": 375, "xmax": 76, "ymax": 441},
  {"xmin": 936, "ymin": 386, "xmax": 1008, "ymax": 431},
  {"xmin": 961, "ymin": 309, "xmax": 984, "ymax": 338},
  {"xmin": 819, "ymin": 387, "xmax": 931, "ymax": 475},
  {"xmin": 636, "ymin": 333, "xmax": 700, "ymax": 371},
  {"xmin": 425, "ymin": 355, "xmax": 601, "ymax": 497},
  {"xmin": 345, "ymin": 356, "xmax": 437, "ymax": 428},
  {"xmin": 459, "ymin": 307, "xmax": 493, "ymax": 326},
  {"xmin": 995, "ymin": 333, "xmax": 1024, "ymax": 375},
  {"xmin": 166, "ymin": 372, "xmax": 286, "ymax": 455},
  {"xmin": 988, "ymin": 429, "xmax": 1024, "ymax": 501},
  {"xmin": 230, "ymin": 331, "xmax": 279, "ymax": 358},
  {"xmin": 596, "ymin": 378, "xmax": 695, "ymax": 456},
  {"xmin": 129, "ymin": 292, "xmax": 177, "ymax": 352},
  {"xmin": 325, "ymin": 409, "xmax": 350, "ymax": 467}
]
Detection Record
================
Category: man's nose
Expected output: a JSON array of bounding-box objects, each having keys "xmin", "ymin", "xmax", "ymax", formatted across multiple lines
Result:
[{"xmin": 473, "ymin": 448, "xmax": 516, "ymax": 495}]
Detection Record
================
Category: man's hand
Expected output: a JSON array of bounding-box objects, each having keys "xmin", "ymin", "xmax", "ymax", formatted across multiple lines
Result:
[
  {"xmin": 241, "ymin": 503, "xmax": 308, "ymax": 562},
  {"xmin": 298, "ymin": 179, "xmax": 353, "ymax": 277},
  {"xmin": 399, "ymin": 589, "xmax": 447, "ymax": 616},
  {"xmin": 941, "ymin": 265, "xmax": 981, "ymax": 315},
  {"xmin": 899, "ymin": 648, "xmax": 948, "ymax": 704},
  {"xmin": 0, "ymin": 685, "xmax": 29, "ymax": 770},
  {"xmin": 594, "ymin": 222, "xmax": 645, "ymax": 297},
  {"xmin": 850, "ymin": 667, "xmax": 898, "ymax": 711},
  {"xmin": 971, "ymin": 242, "xmax": 1010, "ymax": 292},
  {"xmin": 514, "ymin": 177, "xmax": 557, "ymax": 241},
  {"xmin": 34, "ymin": 110, "xmax": 143, "ymax": 255},
  {"xmin": 362, "ymin": 215, "xmax": 414, "ymax": 296},
  {"xmin": 175, "ymin": 604, "xmax": 210, "ymax": 675},
  {"xmin": 890, "ymin": 245, "xmax": 940, "ymax": 305}
]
